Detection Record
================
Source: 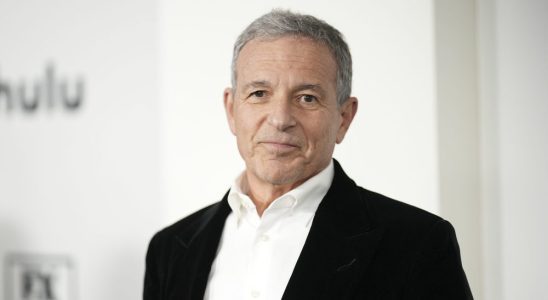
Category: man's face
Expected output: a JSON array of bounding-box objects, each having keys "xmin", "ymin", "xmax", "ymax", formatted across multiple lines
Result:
[{"xmin": 224, "ymin": 36, "xmax": 357, "ymax": 189}]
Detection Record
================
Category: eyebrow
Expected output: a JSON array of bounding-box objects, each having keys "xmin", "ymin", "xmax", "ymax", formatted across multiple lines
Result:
[
  {"xmin": 290, "ymin": 83, "xmax": 328, "ymax": 99},
  {"xmin": 242, "ymin": 81, "xmax": 326, "ymax": 94},
  {"xmin": 242, "ymin": 80, "xmax": 271, "ymax": 91},
  {"xmin": 294, "ymin": 83, "xmax": 325, "ymax": 94}
]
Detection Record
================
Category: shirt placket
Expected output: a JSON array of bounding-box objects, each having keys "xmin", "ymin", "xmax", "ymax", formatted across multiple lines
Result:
[{"xmin": 245, "ymin": 202, "xmax": 289, "ymax": 300}]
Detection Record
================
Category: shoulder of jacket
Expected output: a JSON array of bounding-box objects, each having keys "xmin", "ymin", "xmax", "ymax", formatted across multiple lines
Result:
[
  {"xmin": 151, "ymin": 201, "xmax": 223, "ymax": 248},
  {"xmin": 357, "ymin": 187, "xmax": 444, "ymax": 229}
]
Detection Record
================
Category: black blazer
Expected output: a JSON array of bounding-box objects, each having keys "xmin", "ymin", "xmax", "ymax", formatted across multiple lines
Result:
[{"xmin": 144, "ymin": 160, "xmax": 473, "ymax": 299}]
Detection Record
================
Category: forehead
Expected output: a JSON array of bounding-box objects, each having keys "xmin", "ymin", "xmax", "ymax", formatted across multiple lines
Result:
[{"xmin": 236, "ymin": 36, "xmax": 337, "ymax": 87}]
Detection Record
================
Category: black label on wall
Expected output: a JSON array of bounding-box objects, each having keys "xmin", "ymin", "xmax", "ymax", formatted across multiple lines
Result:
[
  {"xmin": 0, "ymin": 63, "xmax": 85, "ymax": 114},
  {"xmin": 4, "ymin": 253, "xmax": 76, "ymax": 300}
]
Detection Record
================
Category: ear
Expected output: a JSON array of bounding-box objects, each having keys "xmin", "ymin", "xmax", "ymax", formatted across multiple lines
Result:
[
  {"xmin": 224, "ymin": 87, "xmax": 237, "ymax": 135},
  {"xmin": 336, "ymin": 97, "xmax": 358, "ymax": 144}
]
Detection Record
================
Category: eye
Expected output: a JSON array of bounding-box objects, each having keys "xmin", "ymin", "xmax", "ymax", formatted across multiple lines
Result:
[
  {"xmin": 298, "ymin": 94, "xmax": 318, "ymax": 104},
  {"xmin": 250, "ymin": 90, "xmax": 266, "ymax": 98}
]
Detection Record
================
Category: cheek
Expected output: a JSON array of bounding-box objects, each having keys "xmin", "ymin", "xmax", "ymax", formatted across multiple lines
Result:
[
  {"xmin": 321, "ymin": 116, "xmax": 342, "ymax": 148},
  {"xmin": 234, "ymin": 110, "xmax": 259, "ymax": 149},
  {"xmin": 304, "ymin": 118, "xmax": 337, "ymax": 150}
]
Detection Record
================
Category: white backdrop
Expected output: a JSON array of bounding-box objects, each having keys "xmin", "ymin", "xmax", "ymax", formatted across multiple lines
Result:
[
  {"xmin": 479, "ymin": 0, "xmax": 548, "ymax": 299},
  {"xmin": 0, "ymin": 0, "xmax": 162, "ymax": 299}
]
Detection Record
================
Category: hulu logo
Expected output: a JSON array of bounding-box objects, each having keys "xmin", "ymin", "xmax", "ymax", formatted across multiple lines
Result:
[{"xmin": 0, "ymin": 63, "xmax": 84, "ymax": 113}]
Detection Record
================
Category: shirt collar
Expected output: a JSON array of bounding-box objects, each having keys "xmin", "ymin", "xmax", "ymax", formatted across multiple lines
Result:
[{"xmin": 227, "ymin": 160, "xmax": 334, "ymax": 221}]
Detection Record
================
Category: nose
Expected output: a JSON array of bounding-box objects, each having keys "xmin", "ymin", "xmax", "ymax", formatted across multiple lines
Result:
[{"xmin": 267, "ymin": 97, "xmax": 296, "ymax": 131}]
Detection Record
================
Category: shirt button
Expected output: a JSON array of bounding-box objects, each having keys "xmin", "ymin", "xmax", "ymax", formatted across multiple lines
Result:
[
  {"xmin": 259, "ymin": 234, "xmax": 269, "ymax": 242},
  {"xmin": 251, "ymin": 290, "xmax": 261, "ymax": 298}
]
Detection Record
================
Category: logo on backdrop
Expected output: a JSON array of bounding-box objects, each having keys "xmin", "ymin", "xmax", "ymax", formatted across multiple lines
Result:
[
  {"xmin": 0, "ymin": 63, "xmax": 85, "ymax": 114},
  {"xmin": 4, "ymin": 254, "xmax": 76, "ymax": 300}
]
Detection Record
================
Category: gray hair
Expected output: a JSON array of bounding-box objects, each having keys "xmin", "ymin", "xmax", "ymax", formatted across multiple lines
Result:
[{"xmin": 231, "ymin": 9, "xmax": 353, "ymax": 106}]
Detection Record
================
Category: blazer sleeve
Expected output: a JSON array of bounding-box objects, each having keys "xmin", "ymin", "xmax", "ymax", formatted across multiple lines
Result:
[
  {"xmin": 143, "ymin": 232, "xmax": 162, "ymax": 300},
  {"xmin": 403, "ymin": 220, "xmax": 474, "ymax": 300}
]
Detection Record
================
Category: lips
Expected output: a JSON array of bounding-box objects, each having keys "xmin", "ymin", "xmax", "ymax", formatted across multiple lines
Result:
[{"xmin": 258, "ymin": 138, "xmax": 300, "ymax": 154}]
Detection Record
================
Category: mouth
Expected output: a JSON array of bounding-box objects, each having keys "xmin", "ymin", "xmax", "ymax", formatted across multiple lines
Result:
[{"xmin": 259, "ymin": 141, "xmax": 300, "ymax": 154}]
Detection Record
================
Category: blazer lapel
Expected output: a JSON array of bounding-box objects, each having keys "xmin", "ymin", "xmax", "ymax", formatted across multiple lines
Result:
[
  {"xmin": 282, "ymin": 160, "xmax": 384, "ymax": 299},
  {"xmin": 167, "ymin": 197, "xmax": 231, "ymax": 300}
]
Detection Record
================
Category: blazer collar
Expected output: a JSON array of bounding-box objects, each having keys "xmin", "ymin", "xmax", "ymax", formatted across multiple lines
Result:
[{"xmin": 168, "ymin": 197, "xmax": 231, "ymax": 300}]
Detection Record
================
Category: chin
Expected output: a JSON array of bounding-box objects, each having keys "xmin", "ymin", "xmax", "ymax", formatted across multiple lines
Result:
[{"xmin": 256, "ymin": 160, "xmax": 305, "ymax": 186}]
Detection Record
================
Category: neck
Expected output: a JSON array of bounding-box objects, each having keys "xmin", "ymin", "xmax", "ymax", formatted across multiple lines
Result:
[{"xmin": 241, "ymin": 174, "xmax": 304, "ymax": 217}]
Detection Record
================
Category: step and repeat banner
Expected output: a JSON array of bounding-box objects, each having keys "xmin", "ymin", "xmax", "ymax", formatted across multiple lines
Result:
[{"xmin": 0, "ymin": 1, "xmax": 162, "ymax": 299}]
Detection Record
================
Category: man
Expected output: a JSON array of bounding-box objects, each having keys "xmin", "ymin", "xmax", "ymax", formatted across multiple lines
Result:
[{"xmin": 144, "ymin": 9, "xmax": 473, "ymax": 300}]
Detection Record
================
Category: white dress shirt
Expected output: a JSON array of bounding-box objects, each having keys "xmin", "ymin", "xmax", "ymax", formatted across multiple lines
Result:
[{"xmin": 204, "ymin": 161, "xmax": 334, "ymax": 300}]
